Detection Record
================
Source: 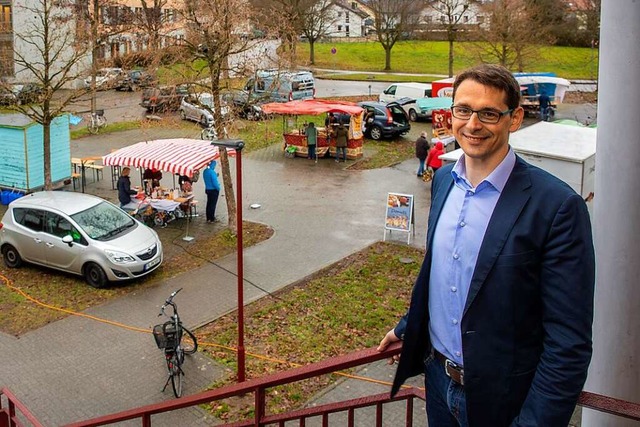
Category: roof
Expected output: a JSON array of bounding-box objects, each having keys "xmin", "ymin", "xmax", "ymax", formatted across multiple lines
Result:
[
  {"xmin": 0, "ymin": 113, "xmax": 37, "ymax": 128},
  {"xmin": 12, "ymin": 191, "xmax": 104, "ymax": 215},
  {"xmin": 262, "ymin": 99, "xmax": 364, "ymax": 116},
  {"xmin": 102, "ymin": 138, "xmax": 235, "ymax": 178}
]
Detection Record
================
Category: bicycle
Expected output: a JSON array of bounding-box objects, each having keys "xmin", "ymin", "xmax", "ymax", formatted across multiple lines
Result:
[
  {"xmin": 153, "ymin": 288, "xmax": 198, "ymax": 398},
  {"xmin": 87, "ymin": 109, "xmax": 107, "ymax": 134},
  {"xmin": 200, "ymin": 124, "xmax": 228, "ymax": 141}
]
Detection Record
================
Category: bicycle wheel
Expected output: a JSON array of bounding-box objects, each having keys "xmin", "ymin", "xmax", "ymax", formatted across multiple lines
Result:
[
  {"xmin": 181, "ymin": 327, "xmax": 198, "ymax": 355},
  {"xmin": 87, "ymin": 119, "xmax": 99, "ymax": 134},
  {"xmin": 168, "ymin": 352, "xmax": 183, "ymax": 398}
]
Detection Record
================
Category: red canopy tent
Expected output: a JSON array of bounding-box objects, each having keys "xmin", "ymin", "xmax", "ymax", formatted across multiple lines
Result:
[
  {"xmin": 261, "ymin": 100, "xmax": 365, "ymax": 160},
  {"xmin": 262, "ymin": 99, "xmax": 365, "ymax": 116},
  {"xmin": 102, "ymin": 138, "xmax": 235, "ymax": 178}
]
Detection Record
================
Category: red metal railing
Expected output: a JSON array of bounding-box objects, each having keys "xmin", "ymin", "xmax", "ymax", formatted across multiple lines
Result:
[
  {"xmin": 0, "ymin": 388, "xmax": 44, "ymax": 427},
  {"xmin": 4, "ymin": 342, "xmax": 640, "ymax": 426}
]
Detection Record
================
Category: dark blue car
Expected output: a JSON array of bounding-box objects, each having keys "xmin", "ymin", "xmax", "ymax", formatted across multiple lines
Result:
[{"xmin": 335, "ymin": 101, "xmax": 411, "ymax": 140}]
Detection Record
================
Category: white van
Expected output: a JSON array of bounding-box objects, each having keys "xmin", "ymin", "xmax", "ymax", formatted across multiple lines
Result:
[{"xmin": 379, "ymin": 83, "xmax": 432, "ymax": 103}]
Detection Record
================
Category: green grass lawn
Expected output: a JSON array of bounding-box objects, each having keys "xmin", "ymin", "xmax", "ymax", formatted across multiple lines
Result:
[{"xmin": 296, "ymin": 41, "xmax": 599, "ymax": 80}]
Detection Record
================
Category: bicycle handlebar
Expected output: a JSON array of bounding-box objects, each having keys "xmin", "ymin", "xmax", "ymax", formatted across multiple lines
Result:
[{"xmin": 159, "ymin": 288, "xmax": 183, "ymax": 317}]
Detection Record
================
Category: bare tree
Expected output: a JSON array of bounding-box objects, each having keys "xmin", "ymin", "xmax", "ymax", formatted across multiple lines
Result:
[
  {"xmin": 4, "ymin": 0, "xmax": 91, "ymax": 190},
  {"xmin": 367, "ymin": 0, "xmax": 425, "ymax": 71},
  {"xmin": 250, "ymin": 0, "xmax": 306, "ymax": 68},
  {"xmin": 180, "ymin": 0, "xmax": 265, "ymax": 233},
  {"xmin": 471, "ymin": 0, "xmax": 541, "ymax": 71},
  {"xmin": 428, "ymin": 0, "xmax": 474, "ymax": 77},
  {"xmin": 300, "ymin": 0, "xmax": 337, "ymax": 65}
]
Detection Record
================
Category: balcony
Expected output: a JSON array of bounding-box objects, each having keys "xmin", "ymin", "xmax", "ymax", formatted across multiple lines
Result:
[{"xmin": 2, "ymin": 341, "xmax": 638, "ymax": 427}]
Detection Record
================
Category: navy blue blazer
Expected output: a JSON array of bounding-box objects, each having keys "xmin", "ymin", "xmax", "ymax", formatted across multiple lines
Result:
[{"xmin": 391, "ymin": 155, "xmax": 595, "ymax": 427}]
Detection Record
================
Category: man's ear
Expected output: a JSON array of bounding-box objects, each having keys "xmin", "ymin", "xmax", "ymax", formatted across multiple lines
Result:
[{"xmin": 509, "ymin": 107, "xmax": 525, "ymax": 132}]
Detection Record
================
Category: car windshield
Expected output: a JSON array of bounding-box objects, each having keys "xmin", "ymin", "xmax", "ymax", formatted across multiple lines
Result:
[{"xmin": 71, "ymin": 201, "xmax": 136, "ymax": 240}]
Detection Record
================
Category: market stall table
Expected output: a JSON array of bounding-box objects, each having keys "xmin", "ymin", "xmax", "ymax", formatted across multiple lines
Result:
[{"xmin": 72, "ymin": 156, "xmax": 103, "ymax": 193}]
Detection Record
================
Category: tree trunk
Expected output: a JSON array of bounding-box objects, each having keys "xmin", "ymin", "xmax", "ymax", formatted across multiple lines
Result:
[
  {"xmin": 309, "ymin": 40, "xmax": 315, "ymax": 65},
  {"xmin": 384, "ymin": 47, "xmax": 392, "ymax": 71},
  {"xmin": 448, "ymin": 36, "xmax": 454, "ymax": 77},
  {"xmin": 43, "ymin": 121, "xmax": 52, "ymax": 190},
  {"xmin": 219, "ymin": 148, "xmax": 237, "ymax": 233}
]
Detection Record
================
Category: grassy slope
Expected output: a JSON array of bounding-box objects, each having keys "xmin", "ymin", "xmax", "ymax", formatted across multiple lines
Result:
[{"xmin": 296, "ymin": 41, "xmax": 598, "ymax": 80}]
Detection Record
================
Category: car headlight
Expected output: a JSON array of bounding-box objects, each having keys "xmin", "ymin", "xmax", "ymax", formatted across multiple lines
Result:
[{"xmin": 104, "ymin": 249, "xmax": 136, "ymax": 263}]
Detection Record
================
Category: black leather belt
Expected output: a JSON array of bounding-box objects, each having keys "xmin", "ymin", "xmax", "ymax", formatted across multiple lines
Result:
[{"xmin": 434, "ymin": 350, "xmax": 465, "ymax": 386}]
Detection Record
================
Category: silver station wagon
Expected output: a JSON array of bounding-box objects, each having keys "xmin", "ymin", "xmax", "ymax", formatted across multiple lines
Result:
[{"xmin": 0, "ymin": 191, "xmax": 163, "ymax": 288}]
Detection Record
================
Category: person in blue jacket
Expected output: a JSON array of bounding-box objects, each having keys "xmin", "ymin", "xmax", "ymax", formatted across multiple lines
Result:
[{"xmin": 202, "ymin": 160, "xmax": 221, "ymax": 223}]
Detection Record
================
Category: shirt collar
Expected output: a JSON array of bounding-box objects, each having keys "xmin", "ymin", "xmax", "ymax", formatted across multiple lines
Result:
[{"xmin": 451, "ymin": 147, "xmax": 516, "ymax": 192}]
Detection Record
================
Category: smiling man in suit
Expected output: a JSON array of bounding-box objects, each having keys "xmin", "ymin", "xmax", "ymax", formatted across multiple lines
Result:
[{"xmin": 377, "ymin": 64, "xmax": 595, "ymax": 427}]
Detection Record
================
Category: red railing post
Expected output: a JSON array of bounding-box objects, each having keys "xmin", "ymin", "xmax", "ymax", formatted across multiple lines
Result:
[{"xmin": 254, "ymin": 386, "xmax": 265, "ymax": 426}]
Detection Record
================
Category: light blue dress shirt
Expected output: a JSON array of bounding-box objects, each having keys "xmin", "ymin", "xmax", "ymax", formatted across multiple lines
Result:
[{"xmin": 428, "ymin": 149, "xmax": 516, "ymax": 366}]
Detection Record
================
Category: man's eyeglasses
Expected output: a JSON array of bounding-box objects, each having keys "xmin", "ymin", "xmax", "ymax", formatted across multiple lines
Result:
[{"xmin": 451, "ymin": 106, "xmax": 514, "ymax": 124}]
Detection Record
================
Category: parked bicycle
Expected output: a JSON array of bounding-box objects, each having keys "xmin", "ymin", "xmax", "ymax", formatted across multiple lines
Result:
[
  {"xmin": 200, "ymin": 124, "xmax": 227, "ymax": 141},
  {"xmin": 153, "ymin": 288, "xmax": 198, "ymax": 398},
  {"xmin": 87, "ymin": 109, "xmax": 107, "ymax": 134}
]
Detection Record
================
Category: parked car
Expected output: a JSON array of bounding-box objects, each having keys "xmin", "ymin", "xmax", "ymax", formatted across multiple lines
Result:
[
  {"xmin": 140, "ymin": 84, "xmax": 189, "ymax": 113},
  {"xmin": 334, "ymin": 101, "xmax": 411, "ymax": 141},
  {"xmin": 0, "ymin": 86, "xmax": 18, "ymax": 105},
  {"xmin": 0, "ymin": 83, "xmax": 44, "ymax": 106},
  {"xmin": 0, "ymin": 191, "xmax": 163, "ymax": 288},
  {"xmin": 114, "ymin": 70, "xmax": 156, "ymax": 91},
  {"xmin": 220, "ymin": 89, "xmax": 269, "ymax": 120},
  {"xmin": 14, "ymin": 83, "xmax": 45, "ymax": 104},
  {"xmin": 179, "ymin": 93, "xmax": 229, "ymax": 126},
  {"xmin": 83, "ymin": 67, "xmax": 124, "ymax": 90}
]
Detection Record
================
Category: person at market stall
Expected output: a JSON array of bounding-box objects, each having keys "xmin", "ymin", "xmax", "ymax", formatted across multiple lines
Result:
[
  {"xmin": 143, "ymin": 168, "xmax": 162, "ymax": 189},
  {"xmin": 325, "ymin": 112, "xmax": 337, "ymax": 127},
  {"xmin": 539, "ymin": 91, "xmax": 551, "ymax": 121},
  {"xmin": 333, "ymin": 123, "xmax": 348, "ymax": 163},
  {"xmin": 117, "ymin": 167, "xmax": 138, "ymax": 208},
  {"xmin": 203, "ymin": 160, "xmax": 221, "ymax": 223},
  {"xmin": 415, "ymin": 131, "xmax": 429, "ymax": 177},
  {"xmin": 178, "ymin": 174, "xmax": 192, "ymax": 193},
  {"xmin": 426, "ymin": 141, "xmax": 445, "ymax": 174},
  {"xmin": 305, "ymin": 122, "xmax": 318, "ymax": 160}
]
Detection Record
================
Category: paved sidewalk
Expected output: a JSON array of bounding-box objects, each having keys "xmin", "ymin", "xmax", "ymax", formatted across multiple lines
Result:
[{"xmin": 0, "ymin": 128, "xmax": 431, "ymax": 426}]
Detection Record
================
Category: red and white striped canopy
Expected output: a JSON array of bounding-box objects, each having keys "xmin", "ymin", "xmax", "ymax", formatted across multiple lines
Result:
[{"xmin": 102, "ymin": 138, "xmax": 235, "ymax": 178}]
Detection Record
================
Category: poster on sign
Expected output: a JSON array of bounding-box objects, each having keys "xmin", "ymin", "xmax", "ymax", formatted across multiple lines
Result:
[{"xmin": 384, "ymin": 192, "xmax": 415, "ymax": 244}]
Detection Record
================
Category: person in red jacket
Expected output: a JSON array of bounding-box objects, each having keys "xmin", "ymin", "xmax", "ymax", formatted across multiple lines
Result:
[{"xmin": 426, "ymin": 141, "xmax": 445, "ymax": 172}]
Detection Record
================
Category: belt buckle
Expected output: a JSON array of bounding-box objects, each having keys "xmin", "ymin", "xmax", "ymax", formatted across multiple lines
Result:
[{"xmin": 444, "ymin": 358, "xmax": 464, "ymax": 386}]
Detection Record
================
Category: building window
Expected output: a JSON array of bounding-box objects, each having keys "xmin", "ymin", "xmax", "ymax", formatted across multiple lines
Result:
[
  {"xmin": 346, "ymin": 25, "xmax": 350, "ymax": 36},
  {"xmin": 425, "ymin": 15, "xmax": 432, "ymax": 24},
  {"xmin": 0, "ymin": 2, "xmax": 12, "ymax": 77},
  {"xmin": 464, "ymin": 15, "xmax": 469, "ymax": 23},
  {"xmin": 338, "ymin": 25, "xmax": 342, "ymax": 32},
  {"xmin": 346, "ymin": 12, "xmax": 349, "ymax": 23}
]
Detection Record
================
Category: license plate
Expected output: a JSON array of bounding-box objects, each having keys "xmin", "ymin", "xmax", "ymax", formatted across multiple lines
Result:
[{"xmin": 145, "ymin": 257, "xmax": 161, "ymax": 271}]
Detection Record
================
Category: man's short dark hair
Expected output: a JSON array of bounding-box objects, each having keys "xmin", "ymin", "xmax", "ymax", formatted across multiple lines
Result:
[{"xmin": 453, "ymin": 64, "xmax": 521, "ymax": 110}]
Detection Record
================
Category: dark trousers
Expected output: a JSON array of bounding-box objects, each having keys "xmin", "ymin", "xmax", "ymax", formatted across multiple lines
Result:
[
  {"xmin": 205, "ymin": 189, "xmax": 219, "ymax": 222},
  {"xmin": 308, "ymin": 144, "xmax": 316, "ymax": 159},
  {"xmin": 424, "ymin": 356, "xmax": 469, "ymax": 427}
]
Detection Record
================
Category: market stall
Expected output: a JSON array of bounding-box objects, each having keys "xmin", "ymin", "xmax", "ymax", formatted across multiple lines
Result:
[
  {"xmin": 102, "ymin": 138, "xmax": 234, "ymax": 178},
  {"xmin": 262, "ymin": 100, "xmax": 365, "ymax": 160},
  {"xmin": 103, "ymin": 138, "xmax": 235, "ymax": 225}
]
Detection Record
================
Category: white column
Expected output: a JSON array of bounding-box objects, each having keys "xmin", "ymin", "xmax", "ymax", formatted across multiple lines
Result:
[{"xmin": 582, "ymin": 1, "xmax": 640, "ymax": 426}]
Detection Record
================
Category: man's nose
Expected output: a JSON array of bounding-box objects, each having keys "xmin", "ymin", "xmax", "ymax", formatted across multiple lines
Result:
[{"xmin": 466, "ymin": 112, "xmax": 484, "ymax": 129}]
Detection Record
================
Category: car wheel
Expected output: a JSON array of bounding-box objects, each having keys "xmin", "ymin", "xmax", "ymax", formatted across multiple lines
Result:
[
  {"xmin": 179, "ymin": 109, "xmax": 187, "ymax": 120},
  {"xmin": 200, "ymin": 115, "xmax": 208, "ymax": 126},
  {"xmin": 2, "ymin": 245, "xmax": 23, "ymax": 268},
  {"xmin": 83, "ymin": 262, "xmax": 108, "ymax": 288},
  {"xmin": 369, "ymin": 125, "xmax": 383, "ymax": 141},
  {"xmin": 409, "ymin": 109, "xmax": 418, "ymax": 122}
]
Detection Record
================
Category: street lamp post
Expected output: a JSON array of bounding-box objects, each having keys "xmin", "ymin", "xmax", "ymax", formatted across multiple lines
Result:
[{"xmin": 209, "ymin": 138, "xmax": 246, "ymax": 382}]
